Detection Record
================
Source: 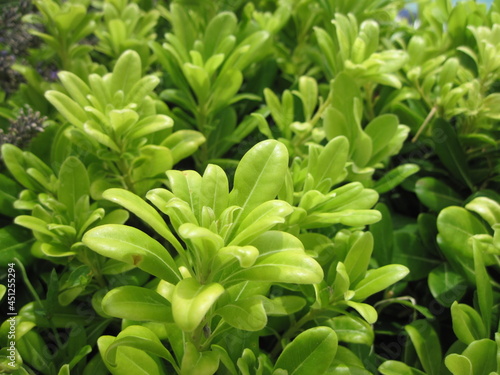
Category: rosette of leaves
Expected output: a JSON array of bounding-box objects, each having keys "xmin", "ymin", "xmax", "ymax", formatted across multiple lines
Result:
[
  {"xmin": 24, "ymin": 0, "xmax": 98, "ymax": 73},
  {"xmin": 45, "ymin": 50, "xmax": 205, "ymax": 197},
  {"xmin": 81, "ymin": 140, "xmax": 329, "ymax": 373},
  {"xmin": 1, "ymin": 145, "xmax": 132, "ymax": 302},
  {"xmin": 255, "ymin": 74, "xmax": 418, "ymax": 191},
  {"xmin": 255, "ymin": 75, "xmax": 329, "ymax": 157},
  {"xmin": 151, "ymin": 4, "xmax": 273, "ymax": 164},
  {"xmin": 94, "ymin": 0, "xmax": 160, "ymax": 68},
  {"xmin": 314, "ymin": 13, "xmax": 408, "ymax": 89},
  {"xmin": 324, "ymin": 73, "xmax": 417, "ymax": 188}
]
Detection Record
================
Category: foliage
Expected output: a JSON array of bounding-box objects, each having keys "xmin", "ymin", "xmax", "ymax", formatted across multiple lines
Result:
[{"xmin": 0, "ymin": 0, "xmax": 499, "ymax": 374}]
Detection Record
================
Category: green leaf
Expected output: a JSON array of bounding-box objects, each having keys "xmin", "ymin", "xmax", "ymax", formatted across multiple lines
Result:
[
  {"xmin": 0, "ymin": 173, "xmax": 22, "ymax": 217},
  {"xmin": 460, "ymin": 339, "xmax": 497, "ymax": 375},
  {"xmin": 274, "ymin": 327, "xmax": 338, "ymax": 375},
  {"xmin": 445, "ymin": 354, "xmax": 472, "ymax": 375},
  {"xmin": 428, "ymin": 264, "xmax": 467, "ymax": 307},
  {"xmin": 472, "ymin": 239, "xmax": 493, "ymax": 333},
  {"xmin": 365, "ymin": 114, "xmax": 398, "ymax": 156},
  {"xmin": 309, "ymin": 136, "xmax": 349, "ymax": 191},
  {"xmin": 437, "ymin": 206, "xmax": 491, "ymax": 262},
  {"xmin": 45, "ymin": 91, "xmax": 87, "ymax": 128},
  {"xmin": 465, "ymin": 197, "xmax": 500, "ymax": 227},
  {"xmin": 343, "ymin": 231, "xmax": 373, "ymax": 285},
  {"xmin": 216, "ymin": 297, "xmax": 267, "ymax": 331},
  {"xmin": 183, "ymin": 63, "xmax": 210, "ymax": 103},
  {"xmin": 227, "ymin": 231, "xmax": 323, "ymax": 285},
  {"xmin": 104, "ymin": 325, "xmax": 178, "ymax": 371},
  {"xmin": 128, "ymin": 115, "xmax": 173, "ymax": 140},
  {"xmin": 229, "ymin": 140, "xmax": 288, "ymax": 220},
  {"xmin": 415, "ymin": 177, "xmax": 463, "ymax": 211},
  {"xmin": 58, "ymin": 156, "xmax": 89, "ymax": 219},
  {"xmin": 229, "ymin": 200, "xmax": 293, "ymax": 245},
  {"xmin": 373, "ymin": 164, "xmax": 419, "ymax": 194},
  {"xmin": 97, "ymin": 335, "xmax": 167, "ymax": 375},
  {"xmin": 0, "ymin": 225, "xmax": 34, "ymax": 267},
  {"xmin": 379, "ymin": 360, "xmax": 427, "ymax": 375},
  {"xmin": 203, "ymin": 11, "xmax": 237, "ymax": 57},
  {"xmin": 405, "ymin": 320, "xmax": 442, "ymax": 375},
  {"xmin": 451, "ymin": 302, "xmax": 487, "ymax": 344},
  {"xmin": 326, "ymin": 315, "xmax": 374, "ymax": 345},
  {"xmin": 58, "ymin": 71, "xmax": 91, "ymax": 107},
  {"xmin": 370, "ymin": 202, "xmax": 393, "ymax": 266},
  {"xmin": 392, "ymin": 229, "xmax": 439, "ymax": 281},
  {"xmin": 166, "ymin": 170, "xmax": 202, "ymax": 218},
  {"xmin": 346, "ymin": 301, "xmax": 378, "ymax": 324},
  {"xmin": 181, "ymin": 342, "xmax": 220, "ymax": 375},
  {"xmin": 1, "ymin": 144, "xmax": 37, "ymax": 190},
  {"xmin": 83, "ymin": 224, "xmax": 181, "ymax": 283},
  {"xmin": 17, "ymin": 330, "xmax": 55, "ymax": 373},
  {"xmin": 200, "ymin": 164, "xmax": 229, "ymax": 218},
  {"xmin": 102, "ymin": 188, "xmax": 183, "ymax": 254},
  {"xmin": 433, "ymin": 119, "xmax": 474, "ymax": 191},
  {"xmin": 161, "ymin": 130, "xmax": 206, "ymax": 165},
  {"xmin": 102, "ymin": 286, "xmax": 171, "ymax": 322},
  {"xmin": 260, "ymin": 296, "xmax": 307, "ymax": 316},
  {"xmin": 352, "ymin": 264, "xmax": 409, "ymax": 301},
  {"xmin": 111, "ymin": 50, "xmax": 142, "ymax": 94},
  {"xmin": 172, "ymin": 278, "xmax": 224, "ymax": 332}
]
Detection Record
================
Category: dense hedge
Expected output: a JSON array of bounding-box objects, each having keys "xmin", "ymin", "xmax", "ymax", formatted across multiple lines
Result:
[{"xmin": 0, "ymin": 1, "xmax": 499, "ymax": 374}]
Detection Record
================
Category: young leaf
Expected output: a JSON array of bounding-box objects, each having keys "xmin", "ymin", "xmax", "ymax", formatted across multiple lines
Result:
[
  {"xmin": 379, "ymin": 361, "xmax": 427, "ymax": 375},
  {"xmin": 226, "ymin": 231, "xmax": 323, "ymax": 285},
  {"xmin": 181, "ymin": 342, "xmax": 220, "ymax": 375},
  {"xmin": 200, "ymin": 164, "xmax": 229, "ymax": 218},
  {"xmin": 451, "ymin": 300, "xmax": 488, "ymax": 345},
  {"xmin": 111, "ymin": 50, "xmax": 142, "ymax": 94},
  {"xmin": 326, "ymin": 315, "xmax": 374, "ymax": 345},
  {"xmin": 97, "ymin": 335, "xmax": 167, "ymax": 375},
  {"xmin": 57, "ymin": 156, "xmax": 89, "ymax": 220},
  {"xmin": 102, "ymin": 188, "xmax": 184, "ymax": 254},
  {"xmin": 172, "ymin": 278, "xmax": 224, "ymax": 332},
  {"xmin": 373, "ymin": 164, "xmax": 419, "ymax": 194},
  {"xmin": 444, "ymin": 354, "xmax": 472, "ymax": 375},
  {"xmin": 404, "ymin": 320, "xmax": 442, "ymax": 375},
  {"xmin": 352, "ymin": 265, "xmax": 409, "ymax": 301},
  {"xmin": 229, "ymin": 140, "xmax": 288, "ymax": 220},
  {"xmin": 216, "ymin": 297, "xmax": 267, "ymax": 331},
  {"xmin": 274, "ymin": 327, "xmax": 338, "ymax": 375},
  {"xmin": 104, "ymin": 325, "xmax": 178, "ymax": 371},
  {"xmin": 45, "ymin": 91, "xmax": 87, "ymax": 128}
]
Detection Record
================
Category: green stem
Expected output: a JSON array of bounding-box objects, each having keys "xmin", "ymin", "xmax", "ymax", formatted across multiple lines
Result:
[{"xmin": 412, "ymin": 105, "xmax": 437, "ymax": 143}]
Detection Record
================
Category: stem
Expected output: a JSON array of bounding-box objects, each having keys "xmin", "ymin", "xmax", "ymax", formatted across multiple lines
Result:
[
  {"xmin": 364, "ymin": 83, "xmax": 376, "ymax": 121},
  {"xmin": 412, "ymin": 106, "xmax": 437, "ymax": 143},
  {"xmin": 309, "ymin": 94, "xmax": 332, "ymax": 128},
  {"xmin": 116, "ymin": 159, "xmax": 136, "ymax": 193}
]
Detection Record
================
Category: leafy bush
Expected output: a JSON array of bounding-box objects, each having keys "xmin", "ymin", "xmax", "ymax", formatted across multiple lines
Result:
[{"xmin": 0, "ymin": 0, "xmax": 499, "ymax": 374}]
